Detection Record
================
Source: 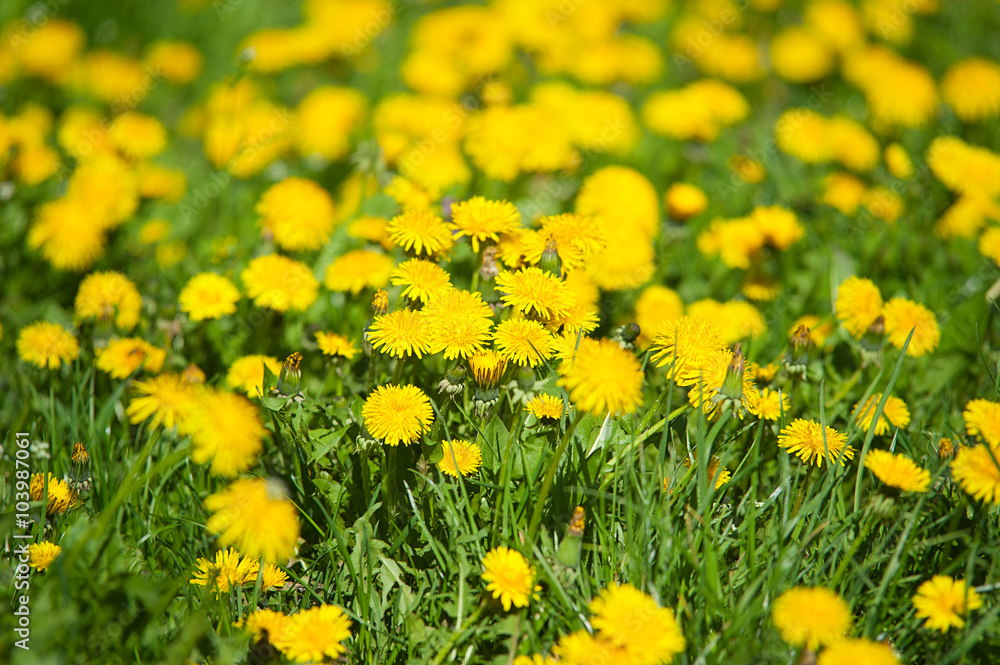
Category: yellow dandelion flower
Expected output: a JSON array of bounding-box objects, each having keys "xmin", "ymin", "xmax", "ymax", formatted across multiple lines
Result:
[
  {"xmin": 273, "ymin": 605, "xmax": 352, "ymax": 663},
  {"xmin": 557, "ymin": 338, "xmax": 643, "ymax": 416},
  {"xmin": 17, "ymin": 321, "xmax": 79, "ymax": 369},
  {"xmin": 387, "ymin": 208, "xmax": 454, "ymax": 258},
  {"xmin": 752, "ymin": 362, "xmax": 780, "ymax": 383},
  {"xmin": 143, "ymin": 40, "xmax": 203, "ymax": 83},
  {"xmin": 179, "ymin": 272, "xmax": 240, "ymax": 321},
  {"xmin": 493, "ymin": 318, "xmax": 554, "ymax": 367},
  {"xmin": 554, "ymin": 631, "xmax": 621, "ymax": 665},
  {"xmin": 852, "ymin": 393, "xmax": 911, "ymax": 435},
  {"xmin": 205, "ymin": 478, "xmax": 300, "ymax": 563},
  {"xmin": 684, "ymin": 348, "xmax": 759, "ymax": 419},
  {"xmin": 256, "ymin": 177, "xmax": 336, "ymax": 251},
  {"xmin": 835, "ymin": 276, "xmax": 883, "ymax": 339},
  {"xmin": 29, "ymin": 473, "xmax": 76, "ymax": 514},
  {"xmin": 65, "ymin": 155, "xmax": 138, "ymax": 229},
  {"xmin": 864, "ymin": 450, "xmax": 930, "ymax": 493},
  {"xmin": 126, "ymin": 373, "xmax": 198, "ymax": 431},
  {"xmin": 820, "ymin": 172, "xmax": 868, "ymax": 215},
  {"xmin": 449, "ymin": 196, "xmax": 521, "ymax": 251},
  {"xmin": 882, "ymin": 298, "xmax": 939, "ymax": 357},
  {"xmin": 75, "ymin": 271, "xmax": 142, "ymax": 331},
  {"xmin": 294, "ymin": 86, "xmax": 367, "ymax": 160},
  {"xmin": 772, "ymin": 586, "xmax": 852, "ymax": 650},
  {"xmin": 941, "ymin": 57, "xmax": 1000, "ymax": 123},
  {"xmin": 189, "ymin": 548, "xmax": 287, "ymax": 594},
  {"xmin": 816, "ymin": 638, "xmax": 900, "ymax": 665},
  {"xmin": 665, "ymin": 183, "xmax": 708, "ymax": 221},
  {"xmin": 423, "ymin": 288, "xmax": 494, "ymax": 359},
  {"xmin": 649, "ymin": 316, "xmax": 726, "ymax": 385},
  {"xmin": 748, "ymin": 387, "xmax": 788, "ymax": 421},
  {"xmin": 367, "ymin": 309, "xmax": 432, "ymax": 359},
  {"xmin": 790, "ymin": 315, "xmax": 834, "ymax": 347},
  {"xmin": 495, "ymin": 267, "xmax": 574, "ymax": 321},
  {"xmin": 770, "ymin": 26, "xmax": 834, "ymax": 83},
  {"xmin": 778, "ymin": 419, "xmax": 854, "ymax": 467},
  {"xmin": 526, "ymin": 394, "xmax": 567, "ymax": 425},
  {"xmin": 107, "ymin": 112, "xmax": 167, "ymax": 159},
  {"xmin": 362, "ymin": 384, "xmax": 434, "ymax": 446},
  {"xmin": 438, "ymin": 439, "xmax": 483, "ymax": 477},
  {"xmin": 468, "ymin": 349, "xmax": 508, "ymax": 389},
  {"xmin": 964, "ymin": 399, "xmax": 1000, "ymax": 447},
  {"xmin": 237, "ymin": 608, "xmax": 290, "ymax": 645},
  {"xmin": 28, "ymin": 198, "xmax": 106, "ymax": 271},
  {"xmin": 348, "ymin": 215, "xmax": 393, "ymax": 250},
  {"xmin": 683, "ymin": 454, "xmax": 732, "ymax": 489},
  {"xmin": 391, "ymin": 259, "xmax": 451, "ymax": 303},
  {"xmin": 633, "ymin": 285, "xmax": 684, "ymax": 349},
  {"xmin": 951, "ymin": 445, "xmax": 1000, "ymax": 505},
  {"xmin": 28, "ymin": 542, "xmax": 62, "ymax": 572},
  {"xmin": 686, "ymin": 299, "xmax": 767, "ymax": 347},
  {"xmin": 227, "ymin": 355, "xmax": 282, "ymax": 398},
  {"xmin": 589, "ymin": 583, "xmax": 686, "ymax": 664},
  {"xmin": 241, "ymin": 254, "xmax": 319, "ymax": 313},
  {"xmin": 926, "ymin": 136, "xmax": 1000, "ymax": 199},
  {"xmin": 315, "ymin": 332, "xmax": 357, "ymax": 360},
  {"xmin": 913, "ymin": 576, "xmax": 983, "ymax": 633},
  {"xmin": 323, "ymin": 250, "xmax": 394, "ymax": 295},
  {"xmin": 135, "ymin": 164, "xmax": 186, "ymax": 201},
  {"xmin": 95, "ymin": 338, "xmax": 166, "ymax": 379},
  {"xmin": 521, "ymin": 213, "xmax": 606, "ymax": 273},
  {"xmin": 481, "ymin": 546, "xmax": 540, "ymax": 612},
  {"xmin": 885, "ymin": 143, "xmax": 913, "ymax": 179},
  {"xmin": 185, "ymin": 388, "xmax": 266, "ymax": 476}
]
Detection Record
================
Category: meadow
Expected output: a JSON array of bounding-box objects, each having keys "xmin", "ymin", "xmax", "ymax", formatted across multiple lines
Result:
[{"xmin": 2, "ymin": 0, "xmax": 1000, "ymax": 663}]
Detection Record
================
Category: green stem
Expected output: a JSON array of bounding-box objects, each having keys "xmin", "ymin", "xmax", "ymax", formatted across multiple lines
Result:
[
  {"xmin": 366, "ymin": 350, "xmax": 381, "ymax": 395},
  {"xmin": 492, "ymin": 402, "xmax": 524, "ymax": 548},
  {"xmin": 391, "ymin": 355, "xmax": 407, "ymax": 385},
  {"xmin": 430, "ymin": 396, "xmax": 454, "ymax": 443},
  {"xmin": 527, "ymin": 411, "xmax": 584, "ymax": 542},
  {"xmin": 360, "ymin": 447, "xmax": 372, "ymax": 509}
]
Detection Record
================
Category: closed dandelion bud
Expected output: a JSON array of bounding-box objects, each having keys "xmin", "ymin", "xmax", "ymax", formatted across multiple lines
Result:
[
  {"xmin": 372, "ymin": 289, "xmax": 389, "ymax": 316},
  {"xmin": 784, "ymin": 325, "xmax": 812, "ymax": 377},
  {"xmin": 869, "ymin": 493, "xmax": 898, "ymax": 520},
  {"xmin": 556, "ymin": 506, "xmax": 585, "ymax": 568},
  {"xmin": 540, "ymin": 239, "xmax": 562, "ymax": 277},
  {"xmin": 437, "ymin": 366, "xmax": 466, "ymax": 397},
  {"xmin": 469, "ymin": 350, "xmax": 507, "ymax": 418},
  {"xmin": 720, "ymin": 344, "xmax": 747, "ymax": 403},
  {"xmin": 183, "ymin": 363, "xmax": 206, "ymax": 383},
  {"xmin": 516, "ymin": 366, "xmax": 536, "ymax": 392},
  {"xmin": 938, "ymin": 437, "xmax": 955, "ymax": 458},
  {"xmin": 69, "ymin": 442, "xmax": 92, "ymax": 498},
  {"xmin": 860, "ymin": 315, "xmax": 886, "ymax": 367},
  {"xmin": 355, "ymin": 422, "xmax": 379, "ymax": 452},
  {"xmin": 277, "ymin": 352, "xmax": 302, "ymax": 395}
]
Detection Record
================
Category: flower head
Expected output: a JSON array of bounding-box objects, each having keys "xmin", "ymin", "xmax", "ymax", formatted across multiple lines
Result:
[
  {"xmin": 126, "ymin": 373, "xmax": 198, "ymax": 431},
  {"xmin": 28, "ymin": 198, "xmax": 106, "ymax": 271},
  {"xmin": 96, "ymin": 338, "xmax": 166, "ymax": 379},
  {"xmin": 179, "ymin": 272, "xmax": 241, "ymax": 321},
  {"xmin": 241, "ymin": 254, "xmax": 319, "ymax": 313},
  {"xmin": 226, "ymin": 355, "xmax": 283, "ymax": 398},
  {"xmin": 108, "ymin": 112, "xmax": 168, "ymax": 159},
  {"xmin": 650, "ymin": 316, "xmax": 725, "ymax": 384},
  {"xmin": 777, "ymin": 419, "xmax": 854, "ymax": 467},
  {"xmin": 391, "ymin": 259, "xmax": 451, "ymax": 303},
  {"xmin": 17, "ymin": 321, "xmax": 80, "ymax": 369},
  {"xmin": 557, "ymin": 338, "xmax": 643, "ymax": 416},
  {"xmin": 256, "ymin": 177, "xmax": 336, "ymax": 251},
  {"xmin": 864, "ymin": 450, "xmax": 930, "ymax": 493},
  {"xmin": 237, "ymin": 609, "xmax": 290, "ymax": 645},
  {"xmin": 438, "ymin": 439, "xmax": 483, "ymax": 477},
  {"xmin": 882, "ymin": 298, "xmax": 939, "ymax": 357},
  {"xmin": 588, "ymin": 583, "xmax": 686, "ymax": 665},
  {"xmin": 367, "ymin": 309, "xmax": 432, "ymax": 359},
  {"xmin": 468, "ymin": 349, "xmax": 508, "ymax": 388},
  {"xmin": 75, "ymin": 271, "xmax": 142, "ymax": 331},
  {"xmin": 772, "ymin": 586, "xmax": 852, "ymax": 649},
  {"xmin": 28, "ymin": 542, "xmax": 62, "ymax": 571},
  {"xmin": 189, "ymin": 548, "xmax": 287, "ymax": 594},
  {"xmin": 951, "ymin": 444, "xmax": 1000, "ymax": 505},
  {"xmin": 964, "ymin": 399, "xmax": 1000, "ymax": 447},
  {"xmin": 323, "ymin": 250, "xmax": 394, "ymax": 295},
  {"xmin": 665, "ymin": 182, "xmax": 708, "ymax": 221},
  {"xmin": 493, "ymin": 318, "xmax": 554, "ymax": 367},
  {"xmin": 941, "ymin": 57, "xmax": 1000, "ymax": 123},
  {"xmin": 816, "ymin": 638, "xmax": 900, "ymax": 665},
  {"xmin": 387, "ymin": 209, "xmax": 454, "ymax": 258},
  {"xmin": 835, "ymin": 276, "xmax": 882, "ymax": 339},
  {"xmin": 30, "ymin": 473, "xmax": 77, "ymax": 514},
  {"xmin": 185, "ymin": 388, "xmax": 267, "ymax": 476},
  {"xmin": 205, "ymin": 478, "xmax": 300, "ymax": 563},
  {"xmin": 526, "ymin": 394, "xmax": 566, "ymax": 425},
  {"xmin": 747, "ymin": 387, "xmax": 788, "ymax": 421},
  {"xmin": 852, "ymin": 393, "xmax": 911, "ymax": 435},
  {"xmin": 449, "ymin": 196, "xmax": 521, "ymax": 251},
  {"xmin": 481, "ymin": 546, "xmax": 540, "ymax": 611},
  {"xmin": 362, "ymin": 384, "xmax": 434, "ymax": 446},
  {"xmin": 315, "ymin": 332, "xmax": 357, "ymax": 360},
  {"xmin": 496, "ymin": 267, "xmax": 574, "ymax": 322},
  {"xmin": 273, "ymin": 605, "xmax": 352, "ymax": 663},
  {"xmin": 423, "ymin": 288, "xmax": 494, "ymax": 359},
  {"xmin": 913, "ymin": 576, "xmax": 982, "ymax": 632}
]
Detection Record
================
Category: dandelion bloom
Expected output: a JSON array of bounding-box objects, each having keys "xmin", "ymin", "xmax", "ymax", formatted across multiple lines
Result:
[
  {"xmin": 237, "ymin": 609, "xmax": 290, "ymax": 645},
  {"xmin": 665, "ymin": 183, "xmax": 708, "ymax": 221},
  {"xmin": 468, "ymin": 349, "xmax": 508, "ymax": 389},
  {"xmin": 28, "ymin": 542, "xmax": 62, "ymax": 571},
  {"xmin": 522, "ymin": 213, "xmax": 605, "ymax": 273},
  {"xmin": 790, "ymin": 315, "xmax": 834, "ymax": 347},
  {"xmin": 367, "ymin": 309, "xmax": 433, "ymax": 359},
  {"xmin": 323, "ymin": 250, "xmax": 394, "ymax": 295},
  {"xmin": 256, "ymin": 177, "xmax": 336, "ymax": 251},
  {"xmin": 633, "ymin": 285, "xmax": 684, "ymax": 348},
  {"xmin": 391, "ymin": 258, "xmax": 451, "ymax": 303},
  {"xmin": 683, "ymin": 455, "xmax": 731, "ymax": 489},
  {"xmin": 189, "ymin": 548, "xmax": 287, "ymax": 594},
  {"xmin": 941, "ymin": 57, "xmax": 1000, "ymax": 123},
  {"xmin": 588, "ymin": 583, "xmax": 686, "ymax": 665},
  {"xmin": 496, "ymin": 267, "xmax": 574, "ymax": 321},
  {"xmin": 126, "ymin": 374, "xmax": 198, "ymax": 431},
  {"xmin": 96, "ymin": 338, "xmax": 167, "ymax": 379},
  {"xmin": 852, "ymin": 393, "xmax": 911, "ymax": 435},
  {"xmin": 493, "ymin": 318, "xmax": 555, "ymax": 368},
  {"xmin": 387, "ymin": 209, "xmax": 455, "ymax": 258},
  {"xmin": 28, "ymin": 198, "xmax": 106, "ymax": 271},
  {"xmin": 913, "ymin": 576, "xmax": 982, "ymax": 632},
  {"xmin": 185, "ymin": 388, "xmax": 267, "ymax": 477},
  {"xmin": 75, "ymin": 271, "xmax": 143, "ymax": 331},
  {"xmin": 835, "ymin": 276, "xmax": 882, "ymax": 339},
  {"xmin": 864, "ymin": 450, "xmax": 930, "ymax": 492},
  {"xmin": 772, "ymin": 586, "xmax": 851, "ymax": 649},
  {"xmin": 179, "ymin": 272, "xmax": 240, "ymax": 321},
  {"xmin": 205, "ymin": 478, "xmax": 300, "ymax": 563},
  {"xmin": 526, "ymin": 394, "xmax": 566, "ymax": 425},
  {"xmin": 362, "ymin": 384, "xmax": 434, "ymax": 446},
  {"xmin": 557, "ymin": 338, "xmax": 643, "ymax": 416},
  {"xmin": 241, "ymin": 254, "xmax": 319, "ymax": 313},
  {"xmin": 747, "ymin": 387, "xmax": 788, "ymax": 421},
  {"xmin": 963, "ymin": 399, "xmax": 1000, "ymax": 447},
  {"xmin": 17, "ymin": 321, "xmax": 80, "ymax": 369},
  {"xmin": 882, "ymin": 298, "xmax": 939, "ymax": 357},
  {"xmin": 554, "ymin": 631, "xmax": 622, "ymax": 665},
  {"xmin": 650, "ymin": 316, "xmax": 725, "ymax": 384},
  {"xmin": 273, "ymin": 605, "xmax": 352, "ymax": 663},
  {"xmin": 437, "ymin": 439, "xmax": 483, "ymax": 477},
  {"xmin": 481, "ymin": 546, "xmax": 540, "ymax": 611},
  {"xmin": 227, "ymin": 355, "xmax": 282, "ymax": 398},
  {"xmin": 424, "ymin": 288, "xmax": 494, "ymax": 359},
  {"xmin": 315, "ymin": 332, "xmax": 357, "ymax": 360},
  {"xmin": 950, "ymin": 445, "xmax": 1000, "ymax": 505},
  {"xmin": 816, "ymin": 638, "xmax": 900, "ymax": 665},
  {"xmin": 449, "ymin": 196, "xmax": 521, "ymax": 251},
  {"xmin": 30, "ymin": 473, "xmax": 77, "ymax": 514},
  {"xmin": 777, "ymin": 419, "xmax": 854, "ymax": 467},
  {"xmin": 885, "ymin": 143, "xmax": 913, "ymax": 179},
  {"xmin": 107, "ymin": 112, "xmax": 168, "ymax": 159}
]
